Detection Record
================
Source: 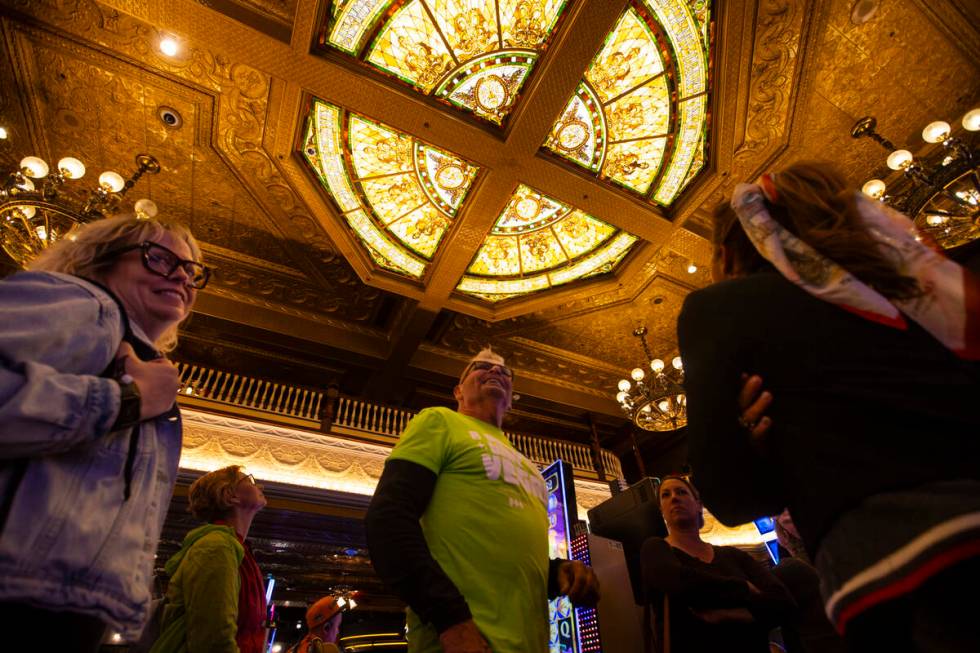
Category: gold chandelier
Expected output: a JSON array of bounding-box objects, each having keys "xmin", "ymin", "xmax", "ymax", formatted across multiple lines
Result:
[
  {"xmin": 615, "ymin": 326, "xmax": 687, "ymax": 432},
  {"xmin": 0, "ymin": 153, "xmax": 161, "ymax": 267},
  {"xmin": 853, "ymin": 109, "xmax": 979, "ymax": 251}
]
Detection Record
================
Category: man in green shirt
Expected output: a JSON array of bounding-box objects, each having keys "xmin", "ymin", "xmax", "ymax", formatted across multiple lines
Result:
[{"xmin": 366, "ymin": 348, "xmax": 599, "ymax": 652}]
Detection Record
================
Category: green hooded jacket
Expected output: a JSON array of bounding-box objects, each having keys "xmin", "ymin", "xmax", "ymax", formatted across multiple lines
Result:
[{"xmin": 149, "ymin": 524, "xmax": 245, "ymax": 653}]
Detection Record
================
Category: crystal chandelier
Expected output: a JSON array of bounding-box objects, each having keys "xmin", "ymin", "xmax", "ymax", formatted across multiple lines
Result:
[
  {"xmin": 853, "ymin": 109, "xmax": 979, "ymax": 250},
  {"xmin": 1, "ymin": 153, "xmax": 161, "ymax": 267},
  {"xmin": 615, "ymin": 326, "xmax": 687, "ymax": 432}
]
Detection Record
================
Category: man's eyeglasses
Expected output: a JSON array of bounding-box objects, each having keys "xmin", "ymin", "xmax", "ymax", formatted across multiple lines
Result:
[
  {"xmin": 238, "ymin": 473, "xmax": 257, "ymax": 486},
  {"xmin": 98, "ymin": 241, "xmax": 211, "ymax": 289},
  {"xmin": 464, "ymin": 360, "xmax": 514, "ymax": 379}
]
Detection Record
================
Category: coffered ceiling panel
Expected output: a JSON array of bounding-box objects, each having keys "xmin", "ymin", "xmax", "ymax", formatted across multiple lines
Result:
[
  {"xmin": 301, "ymin": 97, "xmax": 479, "ymax": 278},
  {"xmin": 321, "ymin": 0, "xmax": 569, "ymax": 125},
  {"xmin": 457, "ymin": 183, "xmax": 638, "ymax": 301},
  {"xmin": 543, "ymin": 0, "xmax": 712, "ymax": 206}
]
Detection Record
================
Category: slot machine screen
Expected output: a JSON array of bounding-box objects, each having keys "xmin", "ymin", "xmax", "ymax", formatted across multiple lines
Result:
[{"xmin": 543, "ymin": 459, "xmax": 579, "ymax": 653}]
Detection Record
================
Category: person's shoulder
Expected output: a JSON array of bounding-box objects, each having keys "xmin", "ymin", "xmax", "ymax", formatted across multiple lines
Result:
[
  {"xmin": 684, "ymin": 271, "xmax": 793, "ymax": 310},
  {"xmin": 640, "ymin": 536, "xmax": 670, "ymax": 555}
]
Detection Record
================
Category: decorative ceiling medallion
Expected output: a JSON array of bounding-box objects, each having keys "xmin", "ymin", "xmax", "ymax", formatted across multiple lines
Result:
[
  {"xmin": 543, "ymin": 0, "xmax": 712, "ymax": 207},
  {"xmin": 302, "ymin": 98, "xmax": 479, "ymax": 279},
  {"xmin": 457, "ymin": 184, "xmax": 638, "ymax": 302},
  {"xmin": 322, "ymin": 0, "xmax": 568, "ymax": 125}
]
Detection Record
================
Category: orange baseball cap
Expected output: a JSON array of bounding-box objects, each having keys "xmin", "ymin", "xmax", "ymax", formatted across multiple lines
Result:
[{"xmin": 306, "ymin": 596, "xmax": 341, "ymax": 629}]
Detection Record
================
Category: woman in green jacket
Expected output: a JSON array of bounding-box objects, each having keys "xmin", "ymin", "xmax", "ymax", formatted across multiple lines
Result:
[{"xmin": 151, "ymin": 465, "xmax": 268, "ymax": 653}]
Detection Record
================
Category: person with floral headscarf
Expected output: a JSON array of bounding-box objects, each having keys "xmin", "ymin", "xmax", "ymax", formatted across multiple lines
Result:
[{"xmin": 677, "ymin": 161, "xmax": 980, "ymax": 651}]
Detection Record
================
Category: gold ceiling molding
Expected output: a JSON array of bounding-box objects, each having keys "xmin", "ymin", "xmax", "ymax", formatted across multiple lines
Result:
[{"xmin": 180, "ymin": 408, "xmax": 612, "ymax": 519}]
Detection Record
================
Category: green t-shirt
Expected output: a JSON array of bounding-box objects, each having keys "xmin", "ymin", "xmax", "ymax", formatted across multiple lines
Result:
[{"xmin": 388, "ymin": 407, "xmax": 550, "ymax": 653}]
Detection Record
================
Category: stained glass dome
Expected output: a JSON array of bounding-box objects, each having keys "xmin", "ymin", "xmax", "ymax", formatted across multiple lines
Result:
[
  {"xmin": 322, "ymin": 0, "xmax": 569, "ymax": 125},
  {"xmin": 302, "ymin": 98, "xmax": 479, "ymax": 278},
  {"xmin": 456, "ymin": 184, "xmax": 638, "ymax": 301},
  {"xmin": 543, "ymin": 0, "xmax": 712, "ymax": 206}
]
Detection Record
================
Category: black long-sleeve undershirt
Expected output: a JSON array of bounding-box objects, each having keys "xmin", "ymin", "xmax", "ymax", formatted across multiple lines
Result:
[{"xmin": 366, "ymin": 458, "xmax": 569, "ymax": 633}]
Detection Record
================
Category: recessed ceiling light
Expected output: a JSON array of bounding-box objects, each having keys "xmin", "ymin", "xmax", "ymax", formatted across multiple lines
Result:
[
  {"xmin": 850, "ymin": 0, "xmax": 879, "ymax": 25},
  {"xmin": 687, "ymin": 263, "xmax": 697, "ymax": 274},
  {"xmin": 159, "ymin": 35, "xmax": 179, "ymax": 57}
]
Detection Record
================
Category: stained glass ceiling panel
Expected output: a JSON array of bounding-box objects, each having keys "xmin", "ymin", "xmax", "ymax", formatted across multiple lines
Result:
[
  {"xmin": 323, "ymin": 0, "xmax": 568, "ymax": 125},
  {"xmin": 457, "ymin": 185, "xmax": 638, "ymax": 302},
  {"xmin": 302, "ymin": 98, "xmax": 479, "ymax": 278},
  {"xmin": 543, "ymin": 0, "xmax": 712, "ymax": 207}
]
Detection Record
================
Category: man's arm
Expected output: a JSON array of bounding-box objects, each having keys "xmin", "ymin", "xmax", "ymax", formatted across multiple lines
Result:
[
  {"xmin": 641, "ymin": 538, "xmax": 753, "ymax": 608},
  {"xmin": 365, "ymin": 458, "xmax": 471, "ymax": 632}
]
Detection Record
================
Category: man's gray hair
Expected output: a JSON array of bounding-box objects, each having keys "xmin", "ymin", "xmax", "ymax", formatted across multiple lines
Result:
[{"xmin": 458, "ymin": 346, "xmax": 506, "ymax": 383}]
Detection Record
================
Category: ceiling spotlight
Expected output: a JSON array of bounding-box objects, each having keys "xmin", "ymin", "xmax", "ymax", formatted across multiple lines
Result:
[
  {"xmin": 0, "ymin": 127, "xmax": 7, "ymax": 140},
  {"xmin": 686, "ymin": 262, "xmax": 697, "ymax": 273},
  {"xmin": 159, "ymin": 35, "xmax": 179, "ymax": 57}
]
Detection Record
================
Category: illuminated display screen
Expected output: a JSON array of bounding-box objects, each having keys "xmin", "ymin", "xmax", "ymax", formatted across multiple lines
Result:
[
  {"xmin": 754, "ymin": 517, "xmax": 780, "ymax": 564},
  {"xmin": 543, "ymin": 459, "xmax": 579, "ymax": 653}
]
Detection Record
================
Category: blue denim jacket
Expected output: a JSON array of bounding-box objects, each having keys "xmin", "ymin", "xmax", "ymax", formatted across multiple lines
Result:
[{"xmin": 0, "ymin": 271, "xmax": 182, "ymax": 637}]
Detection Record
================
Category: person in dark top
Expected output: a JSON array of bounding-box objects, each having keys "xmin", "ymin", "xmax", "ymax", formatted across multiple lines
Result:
[
  {"xmin": 641, "ymin": 476, "xmax": 794, "ymax": 653},
  {"xmin": 677, "ymin": 161, "xmax": 980, "ymax": 651},
  {"xmin": 771, "ymin": 511, "xmax": 844, "ymax": 653},
  {"xmin": 365, "ymin": 348, "xmax": 599, "ymax": 653}
]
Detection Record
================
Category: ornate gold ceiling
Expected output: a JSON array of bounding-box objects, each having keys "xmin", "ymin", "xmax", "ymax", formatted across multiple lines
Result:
[{"xmin": 0, "ymin": 0, "xmax": 977, "ymax": 419}]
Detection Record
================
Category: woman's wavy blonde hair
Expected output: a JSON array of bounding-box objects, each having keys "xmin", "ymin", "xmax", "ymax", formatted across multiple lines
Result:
[{"xmin": 28, "ymin": 214, "xmax": 202, "ymax": 352}]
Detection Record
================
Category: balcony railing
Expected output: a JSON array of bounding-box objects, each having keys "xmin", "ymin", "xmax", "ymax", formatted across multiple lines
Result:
[{"xmin": 175, "ymin": 362, "xmax": 624, "ymax": 481}]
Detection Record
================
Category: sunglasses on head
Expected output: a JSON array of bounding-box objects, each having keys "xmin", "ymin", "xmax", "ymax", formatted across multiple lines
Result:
[
  {"xmin": 465, "ymin": 360, "xmax": 514, "ymax": 379},
  {"xmin": 98, "ymin": 240, "xmax": 211, "ymax": 289}
]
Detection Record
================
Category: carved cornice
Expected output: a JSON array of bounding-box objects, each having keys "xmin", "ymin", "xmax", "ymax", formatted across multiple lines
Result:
[{"xmin": 180, "ymin": 408, "xmax": 611, "ymax": 518}]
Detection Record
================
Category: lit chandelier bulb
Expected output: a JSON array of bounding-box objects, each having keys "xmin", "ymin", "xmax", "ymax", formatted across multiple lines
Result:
[
  {"xmin": 921, "ymin": 121, "xmax": 950, "ymax": 144},
  {"xmin": 862, "ymin": 179, "xmax": 886, "ymax": 199},
  {"xmin": 57, "ymin": 157, "xmax": 86, "ymax": 179},
  {"xmin": 630, "ymin": 367, "xmax": 645, "ymax": 381},
  {"xmin": 650, "ymin": 358, "xmax": 665, "ymax": 373},
  {"xmin": 616, "ymin": 391, "xmax": 629, "ymax": 404},
  {"xmin": 14, "ymin": 176, "xmax": 35, "ymax": 192},
  {"xmin": 658, "ymin": 400, "xmax": 670, "ymax": 412},
  {"xmin": 926, "ymin": 214, "xmax": 947, "ymax": 227},
  {"xmin": 134, "ymin": 198, "xmax": 158, "ymax": 219},
  {"xmin": 14, "ymin": 205, "xmax": 36, "ymax": 219},
  {"xmin": 886, "ymin": 149, "xmax": 913, "ymax": 171},
  {"xmin": 672, "ymin": 356, "xmax": 683, "ymax": 370},
  {"xmin": 20, "ymin": 156, "xmax": 49, "ymax": 178},
  {"xmin": 617, "ymin": 379, "xmax": 631, "ymax": 392},
  {"xmin": 99, "ymin": 171, "xmax": 125, "ymax": 193},
  {"xmin": 963, "ymin": 108, "xmax": 980, "ymax": 132}
]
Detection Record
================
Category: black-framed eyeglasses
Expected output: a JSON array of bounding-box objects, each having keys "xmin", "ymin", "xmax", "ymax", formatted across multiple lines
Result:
[
  {"xmin": 98, "ymin": 241, "xmax": 211, "ymax": 289},
  {"xmin": 464, "ymin": 360, "xmax": 514, "ymax": 379}
]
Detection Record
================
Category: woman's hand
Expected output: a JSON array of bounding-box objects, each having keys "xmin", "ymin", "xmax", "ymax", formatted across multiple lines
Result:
[
  {"xmin": 738, "ymin": 373, "xmax": 772, "ymax": 442},
  {"xmin": 438, "ymin": 620, "xmax": 492, "ymax": 653},
  {"xmin": 116, "ymin": 342, "xmax": 180, "ymax": 420}
]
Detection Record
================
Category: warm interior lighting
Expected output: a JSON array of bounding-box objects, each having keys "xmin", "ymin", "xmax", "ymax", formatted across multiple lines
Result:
[
  {"xmin": 159, "ymin": 36, "xmax": 179, "ymax": 57},
  {"xmin": 650, "ymin": 358, "xmax": 665, "ymax": 373},
  {"xmin": 630, "ymin": 367, "xmax": 645, "ymax": 381},
  {"xmin": 886, "ymin": 149, "xmax": 913, "ymax": 171},
  {"xmin": 672, "ymin": 356, "xmax": 683, "ymax": 370},
  {"xmin": 98, "ymin": 171, "xmax": 125, "ymax": 192},
  {"xmin": 57, "ymin": 157, "xmax": 86, "ymax": 179},
  {"xmin": 20, "ymin": 156, "xmax": 49, "ymax": 178},
  {"xmin": 963, "ymin": 108, "xmax": 980, "ymax": 132},
  {"xmin": 687, "ymin": 262, "xmax": 697, "ymax": 273},
  {"xmin": 14, "ymin": 205, "xmax": 36, "ymax": 219},
  {"xmin": 134, "ymin": 198, "xmax": 158, "ymax": 219},
  {"xmin": 617, "ymin": 379, "xmax": 631, "ymax": 392},
  {"xmin": 926, "ymin": 214, "xmax": 947, "ymax": 227},
  {"xmin": 921, "ymin": 121, "xmax": 950, "ymax": 144},
  {"xmin": 862, "ymin": 179, "xmax": 886, "ymax": 199},
  {"xmin": 0, "ymin": 127, "xmax": 7, "ymax": 139}
]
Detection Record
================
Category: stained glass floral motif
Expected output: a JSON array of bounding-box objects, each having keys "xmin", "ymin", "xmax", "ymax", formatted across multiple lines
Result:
[
  {"xmin": 302, "ymin": 98, "xmax": 478, "ymax": 278},
  {"xmin": 457, "ymin": 185, "xmax": 638, "ymax": 301},
  {"xmin": 324, "ymin": 0, "xmax": 568, "ymax": 125},
  {"xmin": 543, "ymin": 0, "xmax": 712, "ymax": 207}
]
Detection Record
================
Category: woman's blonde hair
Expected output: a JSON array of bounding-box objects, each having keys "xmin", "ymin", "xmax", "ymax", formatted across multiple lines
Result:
[
  {"xmin": 715, "ymin": 161, "xmax": 921, "ymax": 299},
  {"xmin": 28, "ymin": 214, "xmax": 203, "ymax": 352},
  {"xmin": 188, "ymin": 465, "xmax": 241, "ymax": 522}
]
